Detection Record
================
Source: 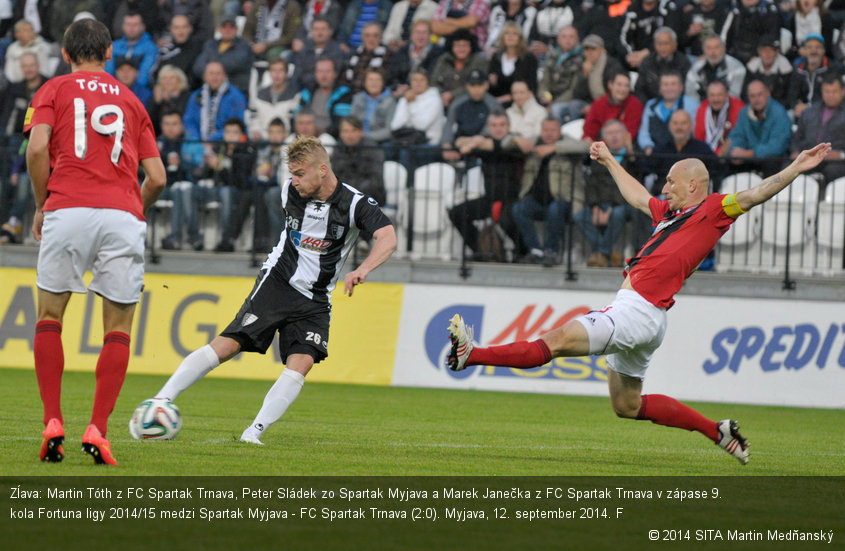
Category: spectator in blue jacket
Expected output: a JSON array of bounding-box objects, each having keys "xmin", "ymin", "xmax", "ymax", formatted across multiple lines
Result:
[
  {"xmin": 637, "ymin": 71, "xmax": 699, "ymax": 154},
  {"xmin": 105, "ymin": 12, "xmax": 159, "ymax": 90},
  {"xmin": 183, "ymin": 61, "xmax": 247, "ymax": 142},
  {"xmin": 728, "ymin": 79, "xmax": 792, "ymax": 173}
]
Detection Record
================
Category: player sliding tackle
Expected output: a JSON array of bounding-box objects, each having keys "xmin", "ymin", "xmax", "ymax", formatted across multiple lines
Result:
[{"xmin": 448, "ymin": 140, "xmax": 832, "ymax": 464}]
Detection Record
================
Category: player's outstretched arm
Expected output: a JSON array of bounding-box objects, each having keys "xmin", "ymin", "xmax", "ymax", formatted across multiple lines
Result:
[
  {"xmin": 140, "ymin": 156, "xmax": 167, "ymax": 210},
  {"xmin": 590, "ymin": 141, "xmax": 652, "ymax": 215},
  {"xmin": 735, "ymin": 142, "xmax": 831, "ymax": 211},
  {"xmin": 344, "ymin": 225, "xmax": 398, "ymax": 296}
]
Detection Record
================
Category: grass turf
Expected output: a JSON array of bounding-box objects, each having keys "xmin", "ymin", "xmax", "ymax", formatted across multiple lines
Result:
[{"xmin": 2, "ymin": 367, "xmax": 844, "ymax": 476}]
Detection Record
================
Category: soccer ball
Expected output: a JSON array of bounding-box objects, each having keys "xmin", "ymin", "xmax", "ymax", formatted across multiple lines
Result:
[{"xmin": 128, "ymin": 398, "xmax": 182, "ymax": 440}]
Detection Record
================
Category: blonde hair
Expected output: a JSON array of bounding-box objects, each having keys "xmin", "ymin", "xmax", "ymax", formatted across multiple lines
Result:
[
  {"xmin": 498, "ymin": 22, "xmax": 527, "ymax": 56},
  {"xmin": 286, "ymin": 135, "xmax": 328, "ymax": 167},
  {"xmin": 157, "ymin": 64, "xmax": 189, "ymax": 90}
]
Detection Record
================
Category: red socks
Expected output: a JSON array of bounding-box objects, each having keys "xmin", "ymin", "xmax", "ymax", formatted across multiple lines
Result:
[
  {"xmin": 90, "ymin": 332, "xmax": 131, "ymax": 436},
  {"xmin": 637, "ymin": 394, "xmax": 719, "ymax": 441},
  {"xmin": 468, "ymin": 339, "xmax": 552, "ymax": 368},
  {"xmin": 34, "ymin": 321, "xmax": 64, "ymax": 426}
]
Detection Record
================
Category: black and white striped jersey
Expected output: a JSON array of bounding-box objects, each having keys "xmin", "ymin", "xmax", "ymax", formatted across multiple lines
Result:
[{"xmin": 262, "ymin": 178, "xmax": 392, "ymax": 303}]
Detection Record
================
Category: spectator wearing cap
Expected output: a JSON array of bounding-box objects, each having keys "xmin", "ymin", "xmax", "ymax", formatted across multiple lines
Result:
[
  {"xmin": 790, "ymin": 72, "xmax": 845, "ymax": 188},
  {"xmin": 488, "ymin": 21, "xmax": 538, "ymax": 107},
  {"xmin": 440, "ymin": 70, "xmax": 500, "ymax": 162},
  {"xmin": 538, "ymin": 26, "xmax": 585, "ymax": 123},
  {"xmin": 685, "ymin": 35, "xmax": 746, "ymax": 102},
  {"xmin": 568, "ymin": 34, "xmax": 624, "ymax": 119},
  {"xmin": 788, "ymin": 33, "xmax": 844, "ymax": 119},
  {"xmin": 741, "ymin": 35, "xmax": 793, "ymax": 108},
  {"xmin": 430, "ymin": 0, "xmax": 491, "ymax": 47},
  {"xmin": 105, "ymin": 12, "xmax": 159, "ymax": 90},
  {"xmin": 115, "ymin": 56, "xmax": 152, "ymax": 105},
  {"xmin": 721, "ymin": 0, "xmax": 780, "ymax": 65},
  {"xmin": 193, "ymin": 14, "xmax": 254, "ymax": 95},
  {"xmin": 430, "ymin": 28, "xmax": 489, "ymax": 108},
  {"xmin": 786, "ymin": 0, "xmax": 836, "ymax": 60}
]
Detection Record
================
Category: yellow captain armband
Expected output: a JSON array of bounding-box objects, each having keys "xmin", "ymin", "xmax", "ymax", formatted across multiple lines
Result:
[
  {"xmin": 722, "ymin": 193, "xmax": 747, "ymax": 218},
  {"xmin": 24, "ymin": 107, "xmax": 34, "ymax": 126}
]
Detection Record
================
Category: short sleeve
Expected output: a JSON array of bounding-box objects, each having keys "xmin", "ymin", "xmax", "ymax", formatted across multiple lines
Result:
[
  {"xmin": 354, "ymin": 195, "xmax": 392, "ymax": 237},
  {"xmin": 137, "ymin": 114, "xmax": 161, "ymax": 160},
  {"xmin": 23, "ymin": 82, "xmax": 56, "ymax": 135},
  {"xmin": 648, "ymin": 197, "xmax": 670, "ymax": 224}
]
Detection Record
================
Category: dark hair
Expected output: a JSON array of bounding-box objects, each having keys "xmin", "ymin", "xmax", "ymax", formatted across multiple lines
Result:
[
  {"xmin": 295, "ymin": 107, "xmax": 315, "ymax": 120},
  {"xmin": 821, "ymin": 72, "xmax": 842, "ymax": 87},
  {"xmin": 606, "ymin": 70, "xmax": 629, "ymax": 87},
  {"xmin": 269, "ymin": 57, "xmax": 288, "ymax": 71},
  {"xmin": 269, "ymin": 117, "xmax": 286, "ymax": 127},
  {"xmin": 447, "ymin": 28, "xmax": 478, "ymax": 53},
  {"xmin": 341, "ymin": 116, "xmax": 364, "ymax": 130},
  {"xmin": 63, "ymin": 19, "xmax": 112, "ymax": 64},
  {"xmin": 160, "ymin": 109, "xmax": 183, "ymax": 122},
  {"xmin": 224, "ymin": 117, "xmax": 246, "ymax": 133},
  {"xmin": 315, "ymin": 56, "xmax": 337, "ymax": 72},
  {"xmin": 658, "ymin": 70, "xmax": 684, "ymax": 83},
  {"xmin": 706, "ymin": 79, "xmax": 728, "ymax": 93}
]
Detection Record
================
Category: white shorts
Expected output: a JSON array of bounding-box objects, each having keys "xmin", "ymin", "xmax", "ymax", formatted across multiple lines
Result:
[
  {"xmin": 575, "ymin": 289, "xmax": 667, "ymax": 380},
  {"xmin": 37, "ymin": 207, "xmax": 147, "ymax": 304}
]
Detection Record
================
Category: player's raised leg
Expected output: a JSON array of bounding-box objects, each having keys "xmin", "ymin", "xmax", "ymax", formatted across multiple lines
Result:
[
  {"xmin": 157, "ymin": 336, "xmax": 240, "ymax": 401},
  {"xmin": 239, "ymin": 356, "xmax": 312, "ymax": 445},
  {"xmin": 34, "ymin": 289, "xmax": 70, "ymax": 462},
  {"xmin": 446, "ymin": 314, "xmax": 590, "ymax": 371}
]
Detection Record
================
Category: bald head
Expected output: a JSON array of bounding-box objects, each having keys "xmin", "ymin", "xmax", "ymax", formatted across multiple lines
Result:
[{"xmin": 663, "ymin": 158, "xmax": 710, "ymax": 210}]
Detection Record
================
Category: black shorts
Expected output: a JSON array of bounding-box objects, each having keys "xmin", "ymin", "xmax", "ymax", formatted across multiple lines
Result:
[{"xmin": 220, "ymin": 268, "xmax": 331, "ymax": 364}]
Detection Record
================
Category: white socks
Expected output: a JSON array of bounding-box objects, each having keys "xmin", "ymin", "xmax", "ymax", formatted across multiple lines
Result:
[
  {"xmin": 240, "ymin": 369, "xmax": 305, "ymax": 444},
  {"xmin": 157, "ymin": 344, "xmax": 220, "ymax": 401}
]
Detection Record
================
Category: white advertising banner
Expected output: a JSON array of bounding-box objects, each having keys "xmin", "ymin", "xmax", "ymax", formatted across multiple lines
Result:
[{"xmin": 393, "ymin": 284, "xmax": 845, "ymax": 409}]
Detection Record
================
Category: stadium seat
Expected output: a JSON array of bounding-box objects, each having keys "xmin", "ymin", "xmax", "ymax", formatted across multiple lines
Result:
[
  {"xmin": 382, "ymin": 160, "xmax": 407, "ymax": 219},
  {"xmin": 560, "ymin": 118, "xmax": 584, "ymax": 140},
  {"xmin": 396, "ymin": 162, "xmax": 456, "ymax": 259},
  {"xmin": 817, "ymin": 177, "xmax": 845, "ymax": 264},
  {"xmin": 716, "ymin": 172, "xmax": 762, "ymax": 272},
  {"xmin": 761, "ymin": 174, "xmax": 819, "ymax": 248},
  {"xmin": 780, "ymin": 28, "xmax": 792, "ymax": 55}
]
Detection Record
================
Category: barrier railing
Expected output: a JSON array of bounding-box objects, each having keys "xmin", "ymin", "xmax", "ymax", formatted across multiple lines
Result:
[{"xmin": 2, "ymin": 140, "xmax": 843, "ymax": 285}]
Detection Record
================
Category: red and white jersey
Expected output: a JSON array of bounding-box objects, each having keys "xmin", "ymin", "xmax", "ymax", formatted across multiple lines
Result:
[
  {"xmin": 624, "ymin": 193, "xmax": 737, "ymax": 309},
  {"xmin": 24, "ymin": 70, "xmax": 160, "ymax": 221}
]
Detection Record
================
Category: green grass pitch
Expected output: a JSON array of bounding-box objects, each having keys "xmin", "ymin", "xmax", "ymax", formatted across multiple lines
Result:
[{"xmin": 2, "ymin": 367, "xmax": 843, "ymax": 476}]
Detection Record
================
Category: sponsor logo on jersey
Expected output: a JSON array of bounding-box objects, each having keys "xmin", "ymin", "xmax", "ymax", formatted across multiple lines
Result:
[
  {"xmin": 367, "ymin": 197, "xmax": 378, "ymax": 206},
  {"xmin": 290, "ymin": 230, "xmax": 332, "ymax": 253}
]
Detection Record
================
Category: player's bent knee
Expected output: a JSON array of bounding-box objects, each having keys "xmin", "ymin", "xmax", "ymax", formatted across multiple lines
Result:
[{"xmin": 610, "ymin": 397, "xmax": 640, "ymax": 419}]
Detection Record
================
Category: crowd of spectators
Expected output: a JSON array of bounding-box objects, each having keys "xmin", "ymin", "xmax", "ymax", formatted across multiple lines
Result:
[{"xmin": 2, "ymin": 0, "xmax": 845, "ymax": 266}]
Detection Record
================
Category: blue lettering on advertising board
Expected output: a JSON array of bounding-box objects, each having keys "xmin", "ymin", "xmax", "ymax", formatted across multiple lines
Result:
[{"xmin": 703, "ymin": 323, "xmax": 845, "ymax": 374}]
